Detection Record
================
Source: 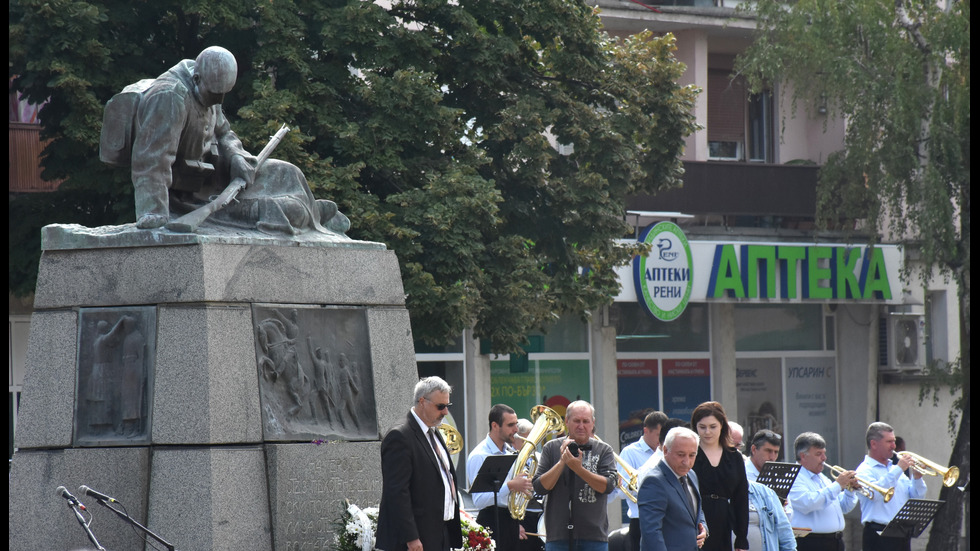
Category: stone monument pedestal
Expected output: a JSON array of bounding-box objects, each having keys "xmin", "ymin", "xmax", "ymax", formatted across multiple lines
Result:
[{"xmin": 9, "ymin": 226, "xmax": 418, "ymax": 550}]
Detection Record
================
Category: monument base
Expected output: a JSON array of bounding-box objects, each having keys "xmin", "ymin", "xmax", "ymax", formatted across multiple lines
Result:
[{"xmin": 9, "ymin": 234, "xmax": 417, "ymax": 550}]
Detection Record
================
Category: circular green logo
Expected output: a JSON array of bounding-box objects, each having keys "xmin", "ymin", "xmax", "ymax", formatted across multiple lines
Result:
[{"xmin": 632, "ymin": 222, "xmax": 693, "ymax": 321}]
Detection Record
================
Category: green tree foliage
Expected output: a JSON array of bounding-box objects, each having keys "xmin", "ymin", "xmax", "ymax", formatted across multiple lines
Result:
[
  {"xmin": 736, "ymin": 1, "xmax": 969, "ymax": 549},
  {"xmin": 9, "ymin": 0, "xmax": 698, "ymax": 353}
]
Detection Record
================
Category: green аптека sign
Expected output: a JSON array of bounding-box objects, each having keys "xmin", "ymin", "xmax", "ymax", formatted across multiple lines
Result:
[{"xmin": 706, "ymin": 244, "xmax": 892, "ymax": 300}]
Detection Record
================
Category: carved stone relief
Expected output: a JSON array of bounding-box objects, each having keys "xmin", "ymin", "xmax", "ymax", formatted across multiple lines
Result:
[
  {"xmin": 253, "ymin": 306, "xmax": 377, "ymax": 440},
  {"xmin": 75, "ymin": 307, "xmax": 155, "ymax": 445}
]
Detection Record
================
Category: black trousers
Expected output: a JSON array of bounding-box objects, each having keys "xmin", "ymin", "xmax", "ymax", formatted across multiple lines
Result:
[
  {"xmin": 795, "ymin": 531, "xmax": 844, "ymax": 551},
  {"xmin": 628, "ymin": 517, "xmax": 641, "ymax": 551},
  {"xmin": 478, "ymin": 506, "xmax": 521, "ymax": 549},
  {"xmin": 863, "ymin": 522, "xmax": 912, "ymax": 551}
]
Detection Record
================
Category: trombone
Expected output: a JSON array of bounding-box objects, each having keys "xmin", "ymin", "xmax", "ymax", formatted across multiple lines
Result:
[
  {"xmin": 896, "ymin": 451, "xmax": 960, "ymax": 487},
  {"xmin": 593, "ymin": 434, "xmax": 639, "ymax": 503},
  {"xmin": 824, "ymin": 464, "xmax": 894, "ymax": 503}
]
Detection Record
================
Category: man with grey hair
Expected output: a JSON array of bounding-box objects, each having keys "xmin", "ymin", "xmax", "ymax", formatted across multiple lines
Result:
[
  {"xmin": 787, "ymin": 432, "xmax": 859, "ymax": 551},
  {"xmin": 376, "ymin": 377, "xmax": 462, "ymax": 551},
  {"xmin": 855, "ymin": 422, "xmax": 925, "ymax": 551},
  {"xmin": 638, "ymin": 427, "xmax": 708, "ymax": 551},
  {"xmin": 532, "ymin": 400, "xmax": 618, "ymax": 550},
  {"xmin": 729, "ymin": 421, "xmax": 744, "ymax": 452}
]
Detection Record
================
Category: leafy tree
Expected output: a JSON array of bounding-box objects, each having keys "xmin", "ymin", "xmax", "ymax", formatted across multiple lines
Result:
[
  {"xmin": 736, "ymin": 1, "xmax": 969, "ymax": 548},
  {"xmin": 9, "ymin": 0, "xmax": 698, "ymax": 353}
]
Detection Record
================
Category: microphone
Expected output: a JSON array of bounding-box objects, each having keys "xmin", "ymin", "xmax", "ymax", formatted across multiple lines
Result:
[
  {"xmin": 79, "ymin": 485, "xmax": 119, "ymax": 504},
  {"xmin": 56, "ymin": 486, "xmax": 86, "ymax": 510}
]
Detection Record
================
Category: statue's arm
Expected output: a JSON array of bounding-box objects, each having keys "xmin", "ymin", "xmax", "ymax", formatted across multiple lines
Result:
[
  {"xmin": 213, "ymin": 105, "xmax": 255, "ymax": 184},
  {"xmin": 131, "ymin": 88, "xmax": 186, "ymax": 191}
]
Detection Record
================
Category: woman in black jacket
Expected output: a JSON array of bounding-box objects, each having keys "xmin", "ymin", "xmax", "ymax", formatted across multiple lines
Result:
[{"xmin": 691, "ymin": 401, "xmax": 749, "ymax": 551}]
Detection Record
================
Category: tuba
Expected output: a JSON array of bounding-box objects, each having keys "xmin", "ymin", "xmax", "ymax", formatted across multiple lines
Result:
[
  {"xmin": 509, "ymin": 405, "xmax": 565, "ymax": 520},
  {"xmin": 896, "ymin": 451, "xmax": 960, "ymax": 487},
  {"xmin": 438, "ymin": 423, "xmax": 464, "ymax": 456}
]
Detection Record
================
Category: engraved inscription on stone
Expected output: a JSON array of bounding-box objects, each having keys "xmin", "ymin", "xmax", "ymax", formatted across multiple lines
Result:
[
  {"xmin": 276, "ymin": 451, "xmax": 380, "ymax": 550},
  {"xmin": 75, "ymin": 307, "xmax": 156, "ymax": 445},
  {"xmin": 253, "ymin": 306, "xmax": 377, "ymax": 440}
]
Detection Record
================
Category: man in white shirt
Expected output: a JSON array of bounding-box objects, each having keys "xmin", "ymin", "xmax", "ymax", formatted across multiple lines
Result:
[
  {"xmin": 614, "ymin": 411, "xmax": 668, "ymax": 550},
  {"xmin": 855, "ymin": 422, "xmax": 926, "ymax": 551},
  {"xmin": 467, "ymin": 404, "xmax": 534, "ymax": 548},
  {"xmin": 787, "ymin": 432, "xmax": 859, "ymax": 551}
]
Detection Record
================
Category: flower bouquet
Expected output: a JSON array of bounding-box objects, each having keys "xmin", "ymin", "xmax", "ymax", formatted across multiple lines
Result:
[
  {"xmin": 459, "ymin": 510, "xmax": 496, "ymax": 551},
  {"xmin": 333, "ymin": 501, "xmax": 494, "ymax": 551},
  {"xmin": 334, "ymin": 500, "xmax": 378, "ymax": 551}
]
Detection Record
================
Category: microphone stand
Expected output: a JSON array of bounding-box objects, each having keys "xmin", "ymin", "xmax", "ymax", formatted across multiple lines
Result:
[
  {"xmin": 88, "ymin": 496, "xmax": 177, "ymax": 551},
  {"xmin": 65, "ymin": 497, "xmax": 106, "ymax": 551}
]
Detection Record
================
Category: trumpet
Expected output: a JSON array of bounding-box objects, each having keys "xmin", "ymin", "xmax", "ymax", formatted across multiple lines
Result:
[
  {"xmin": 824, "ymin": 464, "xmax": 894, "ymax": 502},
  {"xmin": 896, "ymin": 451, "xmax": 960, "ymax": 487},
  {"xmin": 593, "ymin": 434, "xmax": 639, "ymax": 503},
  {"xmin": 509, "ymin": 405, "xmax": 565, "ymax": 520}
]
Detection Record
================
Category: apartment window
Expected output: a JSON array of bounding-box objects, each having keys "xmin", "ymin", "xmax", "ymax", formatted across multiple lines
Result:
[{"xmin": 708, "ymin": 69, "xmax": 774, "ymax": 163}]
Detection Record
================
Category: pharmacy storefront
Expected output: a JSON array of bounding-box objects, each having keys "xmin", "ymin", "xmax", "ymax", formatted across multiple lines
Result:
[{"xmin": 612, "ymin": 223, "xmax": 903, "ymax": 468}]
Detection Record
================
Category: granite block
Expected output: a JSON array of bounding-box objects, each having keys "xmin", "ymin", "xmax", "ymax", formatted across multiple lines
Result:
[
  {"xmin": 148, "ymin": 446, "xmax": 272, "ymax": 551},
  {"xmin": 266, "ymin": 441, "xmax": 383, "ymax": 551},
  {"xmin": 366, "ymin": 308, "xmax": 418, "ymax": 434},
  {"xmin": 152, "ymin": 305, "xmax": 264, "ymax": 445},
  {"xmin": 14, "ymin": 310, "xmax": 78, "ymax": 449},
  {"xmin": 8, "ymin": 447, "xmax": 150, "ymax": 551},
  {"xmin": 34, "ymin": 244, "xmax": 406, "ymax": 309}
]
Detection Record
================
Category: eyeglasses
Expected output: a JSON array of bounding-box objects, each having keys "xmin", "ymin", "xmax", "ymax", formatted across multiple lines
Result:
[{"xmin": 424, "ymin": 397, "xmax": 452, "ymax": 411}]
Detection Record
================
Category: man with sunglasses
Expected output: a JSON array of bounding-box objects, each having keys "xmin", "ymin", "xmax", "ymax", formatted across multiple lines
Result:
[{"xmin": 377, "ymin": 377, "xmax": 463, "ymax": 551}]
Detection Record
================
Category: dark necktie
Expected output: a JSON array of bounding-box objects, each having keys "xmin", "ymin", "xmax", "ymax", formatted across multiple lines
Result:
[
  {"xmin": 429, "ymin": 428, "xmax": 456, "ymax": 504},
  {"xmin": 681, "ymin": 475, "xmax": 698, "ymax": 513}
]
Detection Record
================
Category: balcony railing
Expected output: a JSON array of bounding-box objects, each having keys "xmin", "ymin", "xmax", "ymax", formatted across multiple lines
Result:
[
  {"xmin": 9, "ymin": 122, "xmax": 62, "ymax": 192},
  {"xmin": 628, "ymin": 160, "xmax": 820, "ymax": 229}
]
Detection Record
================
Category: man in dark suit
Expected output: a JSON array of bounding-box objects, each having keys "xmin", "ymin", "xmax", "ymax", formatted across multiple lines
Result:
[
  {"xmin": 638, "ymin": 427, "xmax": 708, "ymax": 551},
  {"xmin": 376, "ymin": 377, "xmax": 463, "ymax": 551}
]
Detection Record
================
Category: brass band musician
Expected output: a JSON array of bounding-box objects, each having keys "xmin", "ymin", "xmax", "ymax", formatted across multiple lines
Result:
[{"xmin": 855, "ymin": 423, "xmax": 926, "ymax": 551}]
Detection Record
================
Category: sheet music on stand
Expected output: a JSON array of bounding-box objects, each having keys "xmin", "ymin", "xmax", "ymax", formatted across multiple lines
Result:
[
  {"xmin": 878, "ymin": 499, "xmax": 944, "ymax": 539},
  {"xmin": 755, "ymin": 462, "xmax": 801, "ymax": 501}
]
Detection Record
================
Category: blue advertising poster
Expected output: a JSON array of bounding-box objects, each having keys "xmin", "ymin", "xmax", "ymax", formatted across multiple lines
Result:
[
  {"xmin": 662, "ymin": 359, "xmax": 711, "ymax": 421},
  {"xmin": 617, "ymin": 359, "xmax": 660, "ymax": 451}
]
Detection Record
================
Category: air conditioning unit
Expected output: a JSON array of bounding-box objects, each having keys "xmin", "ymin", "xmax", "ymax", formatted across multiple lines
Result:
[{"xmin": 887, "ymin": 314, "xmax": 926, "ymax": 370}]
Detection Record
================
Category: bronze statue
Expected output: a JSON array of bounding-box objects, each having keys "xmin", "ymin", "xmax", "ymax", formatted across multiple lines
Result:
[{"xmin": 100, "ymin": 46, "xmax": 349, "ymax": 236}]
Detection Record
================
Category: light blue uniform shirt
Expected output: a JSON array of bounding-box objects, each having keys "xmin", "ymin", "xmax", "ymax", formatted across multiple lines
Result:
[
  {"xmin": 466, "ymin": 435, "xmax": 517, "ymax": 510},
  {"xmin": 855, "ymin": 455, "xmax": 927, "ymax": 525},
  {"xmin": 610, "ymin": 437, "xmax": 657, "ymax": 518},
  {"xmin": 787, "ymin": 466, "xmax": 858, "ymax": 534}
]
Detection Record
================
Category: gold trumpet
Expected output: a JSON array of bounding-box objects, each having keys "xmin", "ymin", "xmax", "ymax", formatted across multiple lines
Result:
[
  {"xmin": 593, "ymin": 434, "xmax": 640, "ymax": 503},
  {"xmin": 437, "ymin": 423, "xmax": 463, "ymax": 455},
  {"xmin": 509, "ymin": 405, "xmax": 565, "ymax": 520},
  {"xmin": 825, "ymin": 464, "xmax": 894, "ymax": 502},
  {"xmin": 896, "ymin": 451, "xmax": 960, "ymax": 487}
]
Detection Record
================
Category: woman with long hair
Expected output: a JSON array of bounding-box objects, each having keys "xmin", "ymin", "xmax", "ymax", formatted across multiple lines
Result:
[{"xmin": 691, "ymin": 401, "xmax": 749, "ymax": 551}]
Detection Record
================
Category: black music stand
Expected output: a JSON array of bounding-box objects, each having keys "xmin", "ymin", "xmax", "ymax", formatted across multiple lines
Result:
[
  {"xmin": 470, "ymin": 455, "xmax": 519, "ymax": 542},
  {"xmin": 877, "ymin": 499, "xmax": 944, "ymax": 540},
  {"xmin": 756, "ymin": 462, "xmax": 801, "ymax": 501}
]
